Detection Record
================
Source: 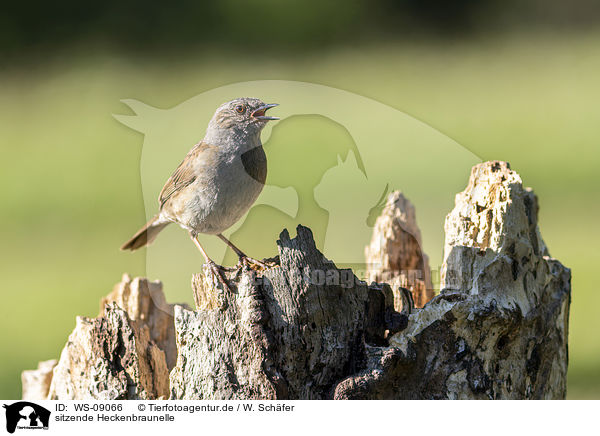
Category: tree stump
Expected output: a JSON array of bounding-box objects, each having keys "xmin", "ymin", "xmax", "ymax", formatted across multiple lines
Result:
[
  {"xmin": 171, "ymin": 226, "xmax": 405, "ymax": 399},
  {"xmin": 44, "ymin": 276, "xmax": 181, "ymax": 400},
  {"xmin": 383, "ymin": 161, "xmax": 570, "ymax": 399},
  {"xmin": 21, "ymin": 161, "xmax": 570, "ymax": 400}
]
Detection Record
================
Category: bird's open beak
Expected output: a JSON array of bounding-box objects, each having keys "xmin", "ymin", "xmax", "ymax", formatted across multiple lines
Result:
[{"xmin": 252, "ymin": 103, "xmax": 279, "ymax": 121}]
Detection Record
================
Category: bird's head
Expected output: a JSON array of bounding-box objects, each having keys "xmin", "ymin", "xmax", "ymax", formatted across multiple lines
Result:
[{"xmin": 208, "ymin": 97, "xmax": 279, "ymax": 137}]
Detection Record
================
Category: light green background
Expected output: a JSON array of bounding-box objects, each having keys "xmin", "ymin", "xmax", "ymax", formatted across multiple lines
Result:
[{"xmin": 1, "ymin": 31, "xmax": 598, "ymax": 398}]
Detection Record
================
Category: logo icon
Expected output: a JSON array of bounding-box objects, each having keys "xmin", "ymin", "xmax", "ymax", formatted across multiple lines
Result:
[{"xmin": 3, "ymin": 402, "xmax": 50, "ymax": 433}]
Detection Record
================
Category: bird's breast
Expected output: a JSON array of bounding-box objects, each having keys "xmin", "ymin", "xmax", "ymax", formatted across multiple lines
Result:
[{"xmin": 181, "ymin": 146, "xmax": 267, "ymax": 234}]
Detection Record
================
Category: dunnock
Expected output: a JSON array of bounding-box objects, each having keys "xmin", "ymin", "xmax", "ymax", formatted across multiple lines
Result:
[{"xmin": 121, "ymin": 97, "xmax": 279, "ymax": 288}]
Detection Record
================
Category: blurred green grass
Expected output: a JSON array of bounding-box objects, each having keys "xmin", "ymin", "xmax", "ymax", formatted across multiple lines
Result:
[{"xmin": 1, "ymin": 30, "xmax": 599, "ymax": 399}]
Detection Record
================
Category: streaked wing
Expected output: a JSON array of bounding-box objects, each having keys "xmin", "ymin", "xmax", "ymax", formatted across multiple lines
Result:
[{"xmin": 159, "ymin": 142, "xmax": 214, "ymax": 208}]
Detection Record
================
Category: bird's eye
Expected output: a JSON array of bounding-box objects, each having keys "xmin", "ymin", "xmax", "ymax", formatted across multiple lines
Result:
[{"xmin": 235, "ymin": 104, "xmax": 246, "ymax": 114}]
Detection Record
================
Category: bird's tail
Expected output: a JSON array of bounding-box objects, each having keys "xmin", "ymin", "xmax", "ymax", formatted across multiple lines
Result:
[{"xmin": 120, "ymin": 215, "xmax": 170, "ymax": 251}]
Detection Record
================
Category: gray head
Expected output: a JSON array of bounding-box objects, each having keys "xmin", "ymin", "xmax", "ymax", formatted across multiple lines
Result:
[{"xmin": 207, "ymin": 98, "xmax": 278, "ymax": 137}]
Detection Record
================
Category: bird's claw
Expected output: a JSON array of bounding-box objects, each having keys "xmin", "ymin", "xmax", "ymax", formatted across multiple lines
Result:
[
  {"xmin": 204, "ymin": 261, "xmax": 232, "ymax": 292},
  {"xmin": 237, "ymin": 256, "xmax": 275, "ymax": 271}
]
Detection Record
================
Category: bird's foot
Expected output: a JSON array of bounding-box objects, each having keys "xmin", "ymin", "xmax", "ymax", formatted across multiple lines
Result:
[
  {"xmin": 237, "ymin": 256, "xmax": 276, "ymax": 271},
  {"xmin": 204, "ymin": 261, "xmax": 232, "ymax": 291}
]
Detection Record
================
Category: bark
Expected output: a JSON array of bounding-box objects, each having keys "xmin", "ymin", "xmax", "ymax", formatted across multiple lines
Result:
[
  {"xmin": 43, "ymin": 276, "xmax": 182, "ymax": 400},
  {"xmin": 22, "ymin": 161, "xmax": 570, "ymax": 400},
  {"xmin": 382, "ymin": 161, "xmax": 571, "ymax": 399},
  {"xmin": 170, "ymin": 226, "xmax": 405, "ymax": 399}
]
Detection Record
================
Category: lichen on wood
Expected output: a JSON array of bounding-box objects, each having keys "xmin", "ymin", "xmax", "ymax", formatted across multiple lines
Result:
[{"xmin": 387, "ymin": 161, "xmax": 571, "ymax": 399}]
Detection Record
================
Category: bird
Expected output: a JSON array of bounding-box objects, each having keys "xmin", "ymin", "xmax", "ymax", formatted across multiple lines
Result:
[{"xmin": 121, "ymin": 97, "xmax": 279, "ymax": 289}]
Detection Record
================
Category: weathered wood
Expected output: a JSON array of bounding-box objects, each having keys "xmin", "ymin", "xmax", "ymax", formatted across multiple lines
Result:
[
  {"xmin": 101, "ymin": 274, "xmax": 180, "ymax": 370},
  {"xmin": 45, "ymin": 276, "xmax": 180, "ymax": 399},
  {"xmin": 21, "ymin": 360, "xmax": 57, "ymax": 401},
  {"xmin": 22, "ymin": 161, "xmax": 570, "ymax": 400},
  {"xmin": 365, "ymin": 191, "xmax": 434, "ymax": 309},
  {"xmin": 170, "ymin": 226, "xmax": 405, "ymax": 399},
  {"xmin": 384, "ymin": 161, "xmax": 571, "ymax": 399}
]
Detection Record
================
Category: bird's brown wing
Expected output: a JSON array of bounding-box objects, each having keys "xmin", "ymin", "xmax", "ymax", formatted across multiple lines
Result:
[{"xmin": 159, "ymin": 142, "xmax": 215, "ymax": 209}]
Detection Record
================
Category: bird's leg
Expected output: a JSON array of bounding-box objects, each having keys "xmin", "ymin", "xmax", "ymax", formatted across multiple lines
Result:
[
  {"xmin": 190, "ymin": 232, "xmax": 232, "ymax": 291},
  {"xmin": 217, "ymin": 234, "xmax": 273, "ymax": 270}
]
